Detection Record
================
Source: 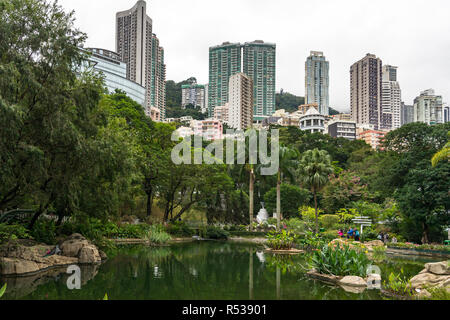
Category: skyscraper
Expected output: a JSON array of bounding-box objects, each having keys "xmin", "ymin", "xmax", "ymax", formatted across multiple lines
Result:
[
  {"xmin": 414, "ymin": 89, "xmax": 443, "ymax": 125},
  {"xmin": 228, "ymin": 73, "xmax": 254, "ymax": 130},
  {"xmin": 116, "ymin": 1, "xmax": 166, "ymax": 121},
  {"xmin": 181, "ymin": 78, "xmax": 206, "ymax": 111},
  {"xmin": 208, "ymin": 42, "xmax": 242, "ymax": 116},
  {"xmin": 305, "ymin": 51, "xmax": 329, "ymax": 116},
  {"xmin": 208, "ymin": 41, "xmax": 276, "ymax": 120},
  {"xmin": 401, "ymin": 102, "xmax": 414, "ymax": 126},
  {"xmin": 443, "ymin": 103, "xmax": 450, "ymax": 123},
  {"xmin": 381, "ymin": 65, "xmax": 402, "ymax": 130},
  {"xmin": 350, "ymin": 54, "xmax": 383, "ymax": 130},
  {"xmin": 243, "ymin": 41, "xmax": 276, "ymax": 121}
]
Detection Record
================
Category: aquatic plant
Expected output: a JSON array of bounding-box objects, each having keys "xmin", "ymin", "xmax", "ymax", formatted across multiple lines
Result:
[
  {"xmin": 382, "ymin": 268, "xmax": 414, "ymax": 298},
  {"xmin": 311, "ymin": 243, "xmax": 371, "ymax": 277},
  {"xmin": 266, "ymin": 230, "xmax": 297, "ymax": 250},
  {"xmin": 0, "ymin": 283, "xmax": 6, "ymax": 298},
  {"xmin": 146, "ymin": 225, "xmax": 172, "ymax": 244}
]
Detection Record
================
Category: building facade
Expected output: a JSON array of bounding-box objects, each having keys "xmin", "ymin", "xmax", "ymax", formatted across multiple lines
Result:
[
  {"xmin": 444, "ymin": 104, "xmax": 450, "ymax": 123},
  {"xmin": 413, "ymin": 89, "xmax": 443, "ymax": 125},
  {"xmin": 299, "ymin": 107, "xmax": 326, "ymax": 134},
  {"xmin": 350, "ymin": 54, "xmax": 384, "ymax": 130},
  {"xmin": 328, "ymin": 120, "xmax": 357, "ymax": 140},
  {"xmin": 208, "ymin": 42, "xmax": 242, "ymax": 116},
  {"xmin": 84, "ymin": 48, "xmax": 146, "ymax": 106},
  {"xmin": 182, "ymin": 79, "xmax": 206, "ymax": 110},
  {"xmin": 208, "ymin": 40, "xmax": 276, "ymax": 121},
  {"xmin": 305, "ymin": 51, "xmax": 329, "ymax": 115},
  {"xmin": 243, "ymin": 41, "xmax": 276, "ymax": 121},
  {"xmin": 401, "ymin": 102, "xmax": 414, "ymax": 126},
  {"xmin": 116, "ymin": 1, "xmax": 166, "ymax": 121},
  {"xmin": 228, "ymin": 73, "xmax": 254, "ymax": 131},
  {"xmin": 191, "ymin": 120, "xmax": 223, "ymax": 141},
  {"xmin": 213, "ymin": 104, "xmax": 229, "ymax": 124},
  {"xmin": 381, "ymin": 65, "xmax": 402, "ymax": 130},
  {"xmin": 358, "ymin": 130, "xmax": 387, "ymax": 150}
]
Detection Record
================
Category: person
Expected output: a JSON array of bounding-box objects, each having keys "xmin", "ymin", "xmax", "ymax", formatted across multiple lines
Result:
[
  {"xmin": 354, "ymin": 229, "xmax": 360, "ymax": 242},
  {"xmin": 392, "ymin": 237, "xmax": 398, "ymax": 244},
  {"xmin": 384, "ymin": 233, "xmax": 389, "ymax": 244},
  {"xmin": 347, "ymin": 228, "xmax": 354, "ymax": 239},
  {"xmin": 338, "ymin": 229, "xmax": 344, "ymax": 238},
  {"xmin": 377, "ymin": 232, "xmax": 384, "ymax": 241}
]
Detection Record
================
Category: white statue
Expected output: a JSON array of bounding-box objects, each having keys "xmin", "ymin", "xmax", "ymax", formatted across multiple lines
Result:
[{"xmin": 256, "ymin": 203, "xmax": 269, "ymax": 224}]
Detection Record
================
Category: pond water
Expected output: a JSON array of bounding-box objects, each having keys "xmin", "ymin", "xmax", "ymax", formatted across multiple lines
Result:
[{"xmin": 0, "ymin": 241, "xmax": 441, "ymax": 300}]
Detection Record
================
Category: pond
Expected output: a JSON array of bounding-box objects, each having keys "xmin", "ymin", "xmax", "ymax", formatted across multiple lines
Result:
[{"xmin": 0, "ymin": 241, "xmax": 441, "ymax": 300}]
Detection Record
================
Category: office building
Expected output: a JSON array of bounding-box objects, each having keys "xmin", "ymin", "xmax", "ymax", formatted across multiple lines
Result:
[
  {"xmin": 228, "ymin": 73, "xmax": 254, "ymax": 130},
  {"xmin": 413, "ymin": 89, "xmax": 443, "ymax": 125},
  {"xmin": 328, "ymin": 120, "xmax": 357, "ymax": 140},
  {"xmin": 381, "ymin": 65, "xmax": 402, "ymax": 130},
  {"xmin": 350, "ymin": 54, "xmax": 384, "ymax": 130},
  {"xmin": 305, "ymin": 51, "xmax": 329, "ymax": 115},
  {"xmin": 116, "ymin": 1, "xmax": 166, "ymax": 121},
  {"xmin": 208, "ymin": 42, "xmax": 242, "ymax": 116},
  {"xmin": 401, "ymin": 102, "xmax": 414, "ymax": 126},
  {"xmin": 182, "ymin": 79, "xmax": 206, "ymax": 110},
  {"xmin": 83, "ymin": 48, "xmax": 146, "ymax": 106}
]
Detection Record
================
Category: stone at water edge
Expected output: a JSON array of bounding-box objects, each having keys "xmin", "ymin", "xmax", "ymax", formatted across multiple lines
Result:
[
  {"xmin": 410, "ymin": 272, "xmax": 450, "ymax": 289},
  {"xmin": 60, "ymin": 239, "xmax": 90, "ymax": 257},
  {"xmin": 338, "ymin": 276, "xmax": 367, "ymax": 288},
  {"xmin": 425, "ymin": 261, "xmax": 450, "ymax": 275},
  {"xmin": 78, "ymin": 245, "xmax": 101, "ymax": 264},
  {"xmin": 340, "ymin": 285, "xmax": 366, "ymax": 294}
]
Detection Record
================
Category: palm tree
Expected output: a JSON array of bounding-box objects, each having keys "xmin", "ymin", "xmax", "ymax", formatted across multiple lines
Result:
[
  {"xmin": 298, "ymin": 149, "xmax": 333, "ymax": 234},
  {"xmin": 276, "ymin": 146, "xmax": 299, "ymax": 230},
  {"xmin": 432, "ymin": 131, "xmax": 450, "ymax": 167}
]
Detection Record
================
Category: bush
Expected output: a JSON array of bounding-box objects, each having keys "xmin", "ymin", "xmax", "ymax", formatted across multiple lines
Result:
[
  {"xmin": 264, "ymin": 184, "xmax": 311, "ymax": 219},
  {"xmin": 311, "ymin": 243, "xmax": 371, "ymax": 277},
  {"xmin": 31, "ymin": 219, "xmax": 56, "ymax": 245},
  {"xmin": 146, "ymin": 225, "xmax": 172, "ymax": 244},
  {"xmin": 266, "ymin": 230, "xmax": 297, "ymax": 250},
  {"xmin": 297, "ymin": 231, "xmax": 327, "ymax": 251},
  {"xmin": 284, "ymin": 218, "xmax": 306, "ymax": 235},
  {"xmin": 0, "ymin": 223, "xmax": 31, "ymax": 243},
  {"xmin": 204, "ymin": 226, "xmax": 230, "ymax": 240},
  {"xmin": 166, "ymin": 221, "xmax": 194, "ymax": 237},
  {"xmin": 321, "ymin": 230, "xmax": 339, "ymax": 241},
  {"xmin": 319, "ymin": 215, "xmax": 340, "ymax": 229}
]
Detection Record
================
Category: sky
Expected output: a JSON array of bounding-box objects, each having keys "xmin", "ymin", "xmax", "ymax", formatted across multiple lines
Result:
[{"xmin": 58, "ymin": 0, "xmax": 450, "ymax": 112}]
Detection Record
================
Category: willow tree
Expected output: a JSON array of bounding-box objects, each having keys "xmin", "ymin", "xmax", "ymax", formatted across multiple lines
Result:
[{"xmin": 298, "ymin": 149, "xmax": 333, "ymax": 234}]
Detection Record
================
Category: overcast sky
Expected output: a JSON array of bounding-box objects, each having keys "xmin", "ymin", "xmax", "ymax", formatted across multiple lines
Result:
[{"xmin": 58, "ymin": 0, "xmax": 450, "ymax": 112}]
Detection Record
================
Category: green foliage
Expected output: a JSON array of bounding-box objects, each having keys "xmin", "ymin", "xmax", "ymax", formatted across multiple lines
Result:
[
  {"xmin": 0, "ymin": 223, "xmax": 31, "ymax": 243},
  {"xmin": 297, "ymin": 231, "xmax": 327, "ymax": 251},
  {"xmin": 311, "ymin": 243, "xmax": 371, "ymax": 277},
  {"xmin": 319, "ymin": 215, "xmax": 340, "ymax": 229},
  {"xmin": 284, "ymin": 218, "xmax": 306, "ymax": 235},
  {"xmin": 166, "ymin": 221, "xmax": 194, "ymax": 237},
  {"xmin": 204, "ymin": 226, "xmax": 230, "ymax": 240},
  {"xmin": 276, "ymin": 91, "xmax": 305, "ymax": 112},
  {"xmin": 0, "ymin": 283, "xmax": 6, "ymax": 298},
  {"xmin": 383, "ymin": 269, "xmax": 414, "ymax": 297},
  {"xmin": 264, "ymin": 184, "xmax": 311, "ymax": 219},
  {"xmin": 425, "ymin": 287, "xmax": 450, "ymax": 300},
  {"xmin": 30, "ymin": 220, "xmax": 56, "ymax": 245},
  {"xmin": 336, "ymin": 208, "xmax": 358, "ymax": 224},
  {"xmin": 266, "ymin": 230, "xmax": 297, "ymax": 250},
  {"xmin": 387, "ymin": 243, "xmax": 450, "ymax": 253},
  {"xmin": 146, "ymin": 225, "xmax": 172, "ymax": 244}
]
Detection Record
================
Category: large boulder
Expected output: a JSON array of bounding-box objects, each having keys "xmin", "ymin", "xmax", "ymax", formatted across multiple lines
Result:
[
  {"xmin": 339, "ymin": 276, "xmax": 367, "ymax": 288},
  {"xmin": 425, "ymin": 261, "xmax": 450, "ymax": 275},
  {"xmin": 78, "ymin": 245, "xmax": 101, "ymax": 264},
  {"xmin": 410, "ymin": 272, "xmax": 450, "ymax": 289},
  {"xmin": 60, "ymin": 238, "xmax": 90, "ymax": 258},
  {"xmin": 0, "ymin": 257, "xmax": 41, "ymax": 275}
]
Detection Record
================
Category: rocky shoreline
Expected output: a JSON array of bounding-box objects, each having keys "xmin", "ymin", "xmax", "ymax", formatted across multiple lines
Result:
[{"xmin": 0, "ymin": 234, "xmax": 106, "ymax": 276}]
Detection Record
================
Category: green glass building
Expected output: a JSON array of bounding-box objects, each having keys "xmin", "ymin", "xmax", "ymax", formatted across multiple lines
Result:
[
  {"xmin": 208, "ymin": 41, "xmax": 276, "ymax": 120},
  {"xmin": 208, "ymin": 42, "xmax": 242, "ymax": 116},
  {"xmin": 243, "ymin": 41, "xmax": 276, "ymax": 121}
]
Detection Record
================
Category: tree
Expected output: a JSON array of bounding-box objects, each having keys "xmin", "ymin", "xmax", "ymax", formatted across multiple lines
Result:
[
  {"xmin": 264, "ymin": 185, "xmax": 311, "ymax": 220},
  {"xmin": 396, "ymin": 161, "xmax": 450, "ymax": 244},
  {"xmin": 432, "ymin": 131, "xmax": 450, "ymax": 167},
  {"xmin": 321, "ymin": 171, "xmax": 370, "ymax": 214},
  {"xmin": 297, "ymin": 149, "xmax": 334, "ymax": 234},
  {"xmin": 275, "ymin": 146, "xmax": 299, "ymax": 230}
]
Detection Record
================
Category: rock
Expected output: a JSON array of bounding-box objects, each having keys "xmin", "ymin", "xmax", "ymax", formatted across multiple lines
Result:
[
  {"xmin": 410, "ymin": 272, "xmax": 450, "ymax": 289},
  {"xmin": 60, "ymin": 239, "xmax": 90, "ymax": 257},
  {"xmin": 99, "ymin": 250, "xmax": 108, "ymax": 261},
  {"xmin": 415, "ymin": 288, "xmax": 432, "ymax": 299},
  {"xmin": 365, "ymin": 240, "xmax": 385, "ymax": 247},
  {"xmin": 0, "ymin": 257, "xmax": 40, "ymax": 275},
  {"xmin": 425, "ymin": 261, "xmax": 450, "ymax": 275},
  {"xmin": 339, "ymin": 276, "xmax": 367, "ymax": 288},
  {"xmin": 340, "ymin": 285, "xmax": 366, "ymax": 294},
  {"xmin": 307, "ymin": 270, "xmax": 342, "ymax": 284},
  {"xmin": 78, "ymin": 245, "xmax": 101, "ymax": 264}
]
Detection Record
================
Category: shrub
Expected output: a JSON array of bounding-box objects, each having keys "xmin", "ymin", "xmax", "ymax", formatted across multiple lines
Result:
[
  {"xmin": 266, "ymin": 230, "xmax": 297, "ymax": 250},
  {"xmin": 297, "ymin": 231, "xmax": 327, "ymax": 251},
  {"xmin": 321, "ymin": 230, "xmax": 339, "ymax": 241},
  {"xmin": 146, "ymin": 225, "xmax": 172, "ymax": 244},
  {"xmin": 166, "ymin": 221, "xmax": 194, "ymax": 237},
  {"xmin": 311, "ymin": 243, "xmax": 371, "ymax": 277},
  {"xmin": 31, "ymin": 219, "xmax": 56, "ymax": 245},
  {"xmin": 204, "ymin": 226, "xmax": 230, "ymax": 240},
  {"xmin": 319, "ymin": 215, "xmax": 340, "ymax": 229},
  {"xmin": 0, "ymin": 223, "xmax": 31, "ymax": 243},
  {"xmin": 284, "ymin": 218, "xmax": 306, "ymax": 235}
]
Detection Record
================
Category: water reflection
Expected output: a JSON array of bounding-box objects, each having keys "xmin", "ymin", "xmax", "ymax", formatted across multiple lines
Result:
[{"xmin": 0, "ymin": 242, "xmax": 439, "ymax": 300}]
